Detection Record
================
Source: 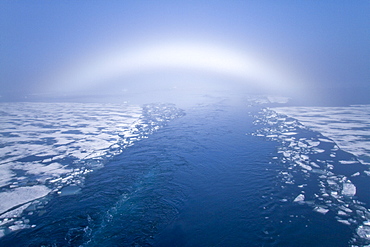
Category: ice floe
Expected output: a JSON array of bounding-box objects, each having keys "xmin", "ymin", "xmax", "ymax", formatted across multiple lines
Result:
[
  {"xmin": 338, "ymin": 219, "xmax": 351, "ymax": 225},
  {"xmin": 293, "ymin": 194, "xmax": 305, "ymax": 203},
  {"xmin": 342, "ymin": 180, "xmax": 356, "ymax": 197},
  {"xmin": 352, "ymin": 172, "xmax": 361, "ymax": 177},
  {"xmin": 313, "ymin": 206, "xmax": 329, "ymax": 214},
  {"xmin": 0, "ymin": 185, "xmax": 50, "ymax": 215},
  {"xmin": 296, "ymin": 161, "xmax": 312, "ymax": 171}
]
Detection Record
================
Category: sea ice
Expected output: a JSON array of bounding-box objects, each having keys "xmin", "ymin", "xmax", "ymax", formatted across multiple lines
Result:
[
  {"xmin": 296, "ymin": 161, "xmax": 312, "ymax": 171},
  {"xmin": 8, "ymin": 223, "xmax": 30, "ymax": 231},
  {"xmin": 253, "ymin": 105, "xmax": 370, "ymax": 244},
  {"xmin": 12, "ymin": 162, "xmax": 71, "ymax": 178},
  {"xmin": 273, "ymin": 105, "xmax": 370, "ymax": 166},
  {"xmin": 58, "ymin": 185, "xmax": 81, "ymax": 196},
  {"xmin": 283, "ymin": 151, "xmax": 291, "ymax": 158},
  {"xmin": 306, "ymin": 140, "xmax": 320, "ymax": 147},
  {"xmin": 293, "ymin": 194, "xmax": 305, "ymax": 203},
  {"xmin": 281, "ymin": 132, "xmax": 298, "ymax": 136},
  {"xmin": 300, "ymin": 154, "xmax": 309, "ymax": 160},
  {"xmin": 351, "ymin": 172, "xmax": 360, "ymax": 177},
  {"xmin": 0, "ymin": 185, "xmax": 51, "ymax": 215},
  {"xmin": 0, "ymin": 164, "xmax": 15, "ymax": 187},
  {"xmin": 0, "ymin": 203, "xmax": 30, "ymax": 219},
  {"xmin": 330, "ymin": 191, "xmax": 339, "ymax": 199},
  {"xmin": 313, "ymin": 148, "xmax": 325, "ymax": 153},
  {"xmin": 310, "ymin": 162, "xmax": 320, "ymax": 168},
  {"xmin": 338, "ymin": 206, "xmax": 353, "ymax": 213},
  {"xmin": 298, "ymin": 141, "xmax": 308, "ymax": 148},
  {"xmin": 337, "ymin": 219, "xmax": 351, "ymax": 225},
  {"xmin": 313, "ymin": 206, "xmax": 329, "ymax": 214},
  {"xmin": 339, "ymin": 160, "xmax": 358, "ymax": 165},
  {"xmin": 327, "ymin": 180, "xmax": 337, "ymax": 186},
  {"xmin": 338, "ymin": 210, "xmax": 348, "ymax": 216},
  {"xmin": 357, "ymin": 225, "xmax": 370, "ymax": 240},
  {"xmin": 317, "ymin": 138, "xmax": 333, "ymax": 143},
  {"xmin": 342, "ymin": 180, "xmax": 356, "ymax": 197},
  {"xmin": 266, "ymin": 134, "xmax": 278, "ymax": 138}
]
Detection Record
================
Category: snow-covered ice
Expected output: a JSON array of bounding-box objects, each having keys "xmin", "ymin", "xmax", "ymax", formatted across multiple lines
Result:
[{"xmin": 0, "ymin": 185, "xmax": 50, "ymax": 215}]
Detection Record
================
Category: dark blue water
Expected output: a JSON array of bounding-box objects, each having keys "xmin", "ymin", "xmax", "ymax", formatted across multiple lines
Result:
[{"xmin": 0, "ymin": 98, "xmax": 359, "ymax": 246}]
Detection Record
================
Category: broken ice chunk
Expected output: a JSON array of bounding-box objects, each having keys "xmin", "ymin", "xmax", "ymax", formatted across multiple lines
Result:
[
  {"xmin": 351, "ymin": 172, "xmax": 360, "ymax": 177},
  {"xmin": 306, "ymin": 140, "xmax": 320, "ymax": 147},
  {"xmin": 293, "ymin": 194, "xmax": 305, "ymax": 203},
  {"xmin": 296, "ymin": 161, "xmax": 312, "ymax": 171},
  {"xmin": 339, "ymin": 160, "xmax": 358, "ymax": 165},
  {"xmin": 314, "ymin": 206, "xmax": 329, "ymax": 214},
  {"xmin": 337, "ymin": 219, "xmax": 351, "ymax": 225},
  {"xmin": 356, "ymin": 225, "xmax": 370, "ymax": 240},
  {"xmin": 342, "ymin": 180, "xmax": 356, "ymax": 197},
  {"xmin": 338, "ymin": 210, "xmax": 348, "ymax": 216},
  {"xmin": 282, "ymin": 132, "xmax": 298, "ymax": 136}
]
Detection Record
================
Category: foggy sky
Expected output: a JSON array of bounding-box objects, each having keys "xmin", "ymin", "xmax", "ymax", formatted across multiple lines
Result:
[{"xmin": 1, "ymin": 1, "xmax": 369, "ymax": 104}]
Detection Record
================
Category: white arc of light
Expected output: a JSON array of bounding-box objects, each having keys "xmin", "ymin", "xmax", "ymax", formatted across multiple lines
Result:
[{"xmin": 46, "ymin": 41, "xmax": 304, "ymax": 94}]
